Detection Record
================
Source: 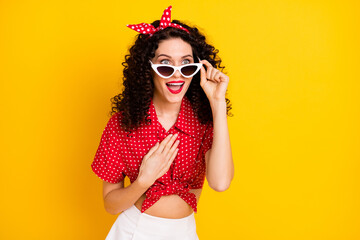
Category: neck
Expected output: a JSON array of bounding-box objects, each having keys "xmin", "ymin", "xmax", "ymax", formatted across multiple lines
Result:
[{"xmin": 152, "ymin": 94, "xmax": 182, "ymax": 117}]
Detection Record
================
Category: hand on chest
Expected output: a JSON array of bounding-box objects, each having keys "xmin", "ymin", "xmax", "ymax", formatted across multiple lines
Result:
[{"xmin": 124, "ymin": 130, "xmax": 201, "ymax": 171}]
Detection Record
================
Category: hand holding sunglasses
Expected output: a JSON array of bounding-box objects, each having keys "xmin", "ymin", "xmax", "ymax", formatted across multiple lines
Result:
[{"xmin": 199, "ymin": 59, "xmax": 230, "ymax": 103}]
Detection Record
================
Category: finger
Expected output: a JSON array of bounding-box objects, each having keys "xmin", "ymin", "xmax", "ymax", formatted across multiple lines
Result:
[
  {"xmin": 158, "ymin": 148, "xmax": 179, "ymax": 178},
  {"xmin": 200, "ymin": 60, "xmax": 214, "ymax": 80},
  {"xmin": 145, "ymin": 142, "xmax": 160, "ymax": 158},
  {"xmin": 156, "ymin": 147, "xmax": 179, "ymax": 179},
  {"xmin": 200, "ymin": 59, "xmax": 214, "ymax": 69},
  {"xmin": 161, "ymin": 133, "xmax": 178, "ymax": 154},
  {"xmin": 206, "ymin": 66, "xmax": 213, "ymax": 80},
  {"xmin": 213, "ymin": 70, "xmax": 221, "ymax": 82},
  {"xmin": 210, "ymin": 69, "xmax": 218, "ymax": 81},
  {"xmin": 200, "ymin": 65, "xmax": 207, "ymax": 86},
  {"xmin": 165, "ymin": 147, "xmax": 179, "ymax": 170},
  {"xmin": 165, "ymin": 139, "xmax": 180, "ymax": 160},
  {"xmin": 220, "ymin": 73, "xmax": 230, "ymax": 83},
  {"xmin": 157, "ymin": 134, "xmax": 174, "ymax": 153}
]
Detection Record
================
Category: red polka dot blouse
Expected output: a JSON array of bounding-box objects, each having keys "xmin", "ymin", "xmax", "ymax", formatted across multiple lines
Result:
[{"xmin": 91, "ymin": 96, "xmax": 213, "ymax": 213}]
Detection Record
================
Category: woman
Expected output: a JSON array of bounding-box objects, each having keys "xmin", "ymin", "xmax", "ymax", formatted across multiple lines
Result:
[{"xmin": 91, "ymin": 5, "xmax": 234, "ymax": 240}]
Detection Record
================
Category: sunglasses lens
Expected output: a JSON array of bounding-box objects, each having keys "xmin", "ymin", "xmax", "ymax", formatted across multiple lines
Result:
[
  {"xmin": 157, "ymin": 66, "xmax": 174, "ymax": 77},
  {"xmin": 181, "ymin": 65, "xmax": 198, "ymax": 76}
]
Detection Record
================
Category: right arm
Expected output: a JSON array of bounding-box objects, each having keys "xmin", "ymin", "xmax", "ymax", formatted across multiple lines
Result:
[{"xmin": 102, "ymin": 133, "xmax": 180, "ymax": 215}]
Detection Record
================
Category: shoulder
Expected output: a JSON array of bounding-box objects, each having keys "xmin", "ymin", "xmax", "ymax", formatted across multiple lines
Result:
[
  {"xmin": 105, "ymin": 111, "xmax": 128, "ymax": 134},
  {"xmin": 107, "ymin": 111, "xmax": 121, "ymax": 126},
  {"xmin": 109, "ymin": 111, "xmax": 123, "ymax": 122}
]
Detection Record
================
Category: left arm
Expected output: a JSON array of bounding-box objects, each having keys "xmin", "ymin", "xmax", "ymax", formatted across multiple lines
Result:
[{"xmin": 200, "ymin": 60, "xmax": 234, "ymax": 192}]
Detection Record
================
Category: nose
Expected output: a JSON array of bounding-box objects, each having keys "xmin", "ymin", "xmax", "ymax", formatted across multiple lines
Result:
[{"xmin": 172, "ymin": 68, "xmax": 182, "ymax": 78}]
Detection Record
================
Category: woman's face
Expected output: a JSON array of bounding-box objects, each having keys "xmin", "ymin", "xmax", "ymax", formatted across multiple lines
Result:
[{"xmin": 150, "ymin": 38, "xmax": 194, "ymax": 104}]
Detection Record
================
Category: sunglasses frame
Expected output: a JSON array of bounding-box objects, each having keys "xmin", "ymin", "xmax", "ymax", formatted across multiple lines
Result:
[{"xmin": 149, "ymin": 57, "xmax": 203, "ymax": 79}]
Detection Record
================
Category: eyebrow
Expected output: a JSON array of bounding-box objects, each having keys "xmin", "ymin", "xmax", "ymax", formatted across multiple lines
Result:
[{"xmin": 156, "ymin": 54, "xmax": 193, "ymax": 59}]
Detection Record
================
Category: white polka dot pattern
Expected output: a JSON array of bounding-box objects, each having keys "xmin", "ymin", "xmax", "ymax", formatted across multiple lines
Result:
[
  {"xmin": 126, "ymin": 5, "xmax": 190, "ymax": 37},
  {"xmin": 91, "ymin": 96, "xmax": 213, "ymax": 213}
]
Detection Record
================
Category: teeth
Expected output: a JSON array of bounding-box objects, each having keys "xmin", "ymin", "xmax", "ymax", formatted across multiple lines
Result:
[{"xmin": 167, "ymin": 82, "xmax": 184, "ymax": 86}]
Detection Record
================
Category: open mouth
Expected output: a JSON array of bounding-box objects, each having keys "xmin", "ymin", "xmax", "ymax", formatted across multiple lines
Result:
[{"xmin": 166, "ymin": 82, "xmax": 185, "ymax": 94}]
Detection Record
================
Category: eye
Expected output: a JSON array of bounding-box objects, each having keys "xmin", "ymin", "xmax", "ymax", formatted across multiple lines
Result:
[
  {"xmin": 160, "ymin": 59, "xmax": 170, "ymax": 64},
  {"xmin": 182, "ymin": 59, "xmax": 191, "ymax": 64}
]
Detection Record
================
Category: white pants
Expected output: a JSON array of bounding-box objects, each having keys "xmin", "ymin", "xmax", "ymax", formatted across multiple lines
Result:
[{"xmin": 105, "ymin": 205, "xmax": 199, "ymax": 240}]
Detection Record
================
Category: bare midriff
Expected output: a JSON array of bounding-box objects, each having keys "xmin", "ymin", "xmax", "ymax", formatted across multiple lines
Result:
[{"xmin": 134, "ymin": 188, "xmax": 203, "ymax": 219}]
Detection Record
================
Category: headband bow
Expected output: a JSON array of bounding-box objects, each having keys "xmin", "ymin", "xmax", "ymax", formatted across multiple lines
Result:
[{"xmin": 126, "ymin": 5, "xmax": 189, "ymax": 37}]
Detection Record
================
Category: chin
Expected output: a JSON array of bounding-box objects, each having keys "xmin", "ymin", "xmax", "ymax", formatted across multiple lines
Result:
[{"xmin": 164, "ymin": 93, "xmax": 185, "ymax": 103}]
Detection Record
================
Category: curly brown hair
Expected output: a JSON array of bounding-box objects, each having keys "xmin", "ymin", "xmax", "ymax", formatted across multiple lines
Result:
[{"xmin": 110, "ymin": 19, "xmax": 232, "ymax": 131}]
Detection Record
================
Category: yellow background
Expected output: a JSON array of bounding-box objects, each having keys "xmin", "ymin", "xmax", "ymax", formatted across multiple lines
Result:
[{"xmin": 1, "ymin": 0, "xmax": 359, "ymax": 239}]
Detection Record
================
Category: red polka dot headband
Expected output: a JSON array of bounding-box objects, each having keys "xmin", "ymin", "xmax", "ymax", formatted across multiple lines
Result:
[{"xmin": 126, "ymin": 5, "xmax": 190, "ymax": 38}]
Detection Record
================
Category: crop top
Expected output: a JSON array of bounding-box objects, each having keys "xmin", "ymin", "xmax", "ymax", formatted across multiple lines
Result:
[{"xmin": 91, "ymin": 96, "xmax": 213, "ymax": 213}]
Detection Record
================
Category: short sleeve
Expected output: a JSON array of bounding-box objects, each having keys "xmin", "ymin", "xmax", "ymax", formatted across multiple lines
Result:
[
  {"xmin": 91, "ymin": 113, "xmax": 125, "ymax": 183},
  {"xmin": 202, "ymin": 121, "xmax": 214, "ymax": 155}
]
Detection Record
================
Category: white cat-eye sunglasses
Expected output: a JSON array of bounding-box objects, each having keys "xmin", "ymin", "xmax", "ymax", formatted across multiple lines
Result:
[{"xmin": 149, "ymin": 58, "xmax": 203, "ymax": 79}]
